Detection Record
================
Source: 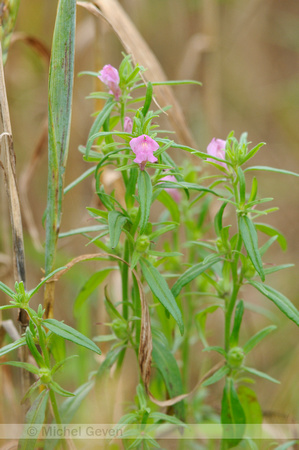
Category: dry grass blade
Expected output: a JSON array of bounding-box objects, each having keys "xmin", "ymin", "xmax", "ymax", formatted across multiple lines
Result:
[
  {"xmin": 77, "ymin": 0, "xmax": 197, "ymax": 148},
  {"xmin": 0, "ymin": 43, "xmax": 27, "ymax": 311},
  {"xmin": 10, "ymin": 32, "xmax": 51, "ymax": 63},
  {"xmin": 19, "ymin": 121, "xmax": 48, "ymax": 252},
  {"xmin": 0, "ymin": 41, "xmax": 30, "ymax": 407}
]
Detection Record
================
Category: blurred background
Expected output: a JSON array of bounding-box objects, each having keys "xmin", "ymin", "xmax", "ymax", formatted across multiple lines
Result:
[{"xmin": 1, "ymin": 0, "xmax": 299, "ymax": 434}]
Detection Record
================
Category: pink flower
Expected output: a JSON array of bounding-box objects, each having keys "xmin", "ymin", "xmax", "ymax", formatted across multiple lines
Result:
[
  {"xmin": 124, "ymin": 116, "xmax": 133, "ymax": 134},
  {"xmin": 98, "ymin": 64, "xmax": 121, "ymax": 100},
  {"xmin": 129, "ymin": 134, "xmax": 159, "ymax": 170},
  {"xmin": 159, "ymin": 174, "xmax": 181, "ymax": 202},
  {"xmin": 207, "ymin": 138, "xmax": 227, "ymax": 169}
]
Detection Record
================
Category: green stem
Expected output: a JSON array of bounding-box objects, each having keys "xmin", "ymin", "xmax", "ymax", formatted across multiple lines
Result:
[
  {"xmin": 49, "ymin": 389, "xmax": 68, "ymax": 450},
  {"xmin": 121, "ymin": 239, "xmax": 130, "ymax": 321},
  {"xmin": 224, "ymin": 174, "xmax": 243, "ymax": 351},
  {"xmin": 116, "ymin": 240, "xmax": 130, "ymax": 372}
]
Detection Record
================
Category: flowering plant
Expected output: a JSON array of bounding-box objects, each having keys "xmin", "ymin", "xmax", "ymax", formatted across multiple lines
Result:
[{"xmin": 1, "ymin": 40, "xmax": 299, "ymax": 450}]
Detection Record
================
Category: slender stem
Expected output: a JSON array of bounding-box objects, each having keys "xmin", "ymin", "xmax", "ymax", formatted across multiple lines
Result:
[
  {"xmin": 121, "ymin": 240, "xmax": 130, "ymax": 321},
  {"xmin": 224, "ymin": 173, "xmax": 242, "ymax": 351},
  {"xmin": 49, "ymin": 389, "xmax": 68, "ymax": 450},
  {"xmin": 116, "ymin": 240, "xmax": 130, "ymax": 372}
]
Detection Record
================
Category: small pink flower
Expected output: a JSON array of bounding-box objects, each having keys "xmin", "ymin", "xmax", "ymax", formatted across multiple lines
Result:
[
  {"xmin": 207, "ymin": 138, "xmax": 227, "ymax": 169},
  {"xmin": 129, "ymin": 134, "xmax": 159, "ymax": 170},
  {"xmin": 124, "ymin": 116, "xmax": 133, "ymax": 134},
  {"xmin": 98, "ymin": 64, "xmax": 121, "ymax": 100},
  {"xmin": 159, "ymin": 174, "xmax": 181, "ymax": 202}
]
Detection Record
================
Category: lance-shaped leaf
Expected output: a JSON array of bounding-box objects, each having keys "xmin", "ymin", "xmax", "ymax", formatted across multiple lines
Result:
[
  {"xmin": 108, "ymin": 211, "xmax": 128, "ymax": 249},
  {"xmin": 239, "ymin": 215, "xmax": 265, "ymax": 281},
  {"xmin": 221, "ymin": 377, "xmax": 246, "ymax": 446},
  {"xmin": 152, "ymin": 337, "xmax": 185, "ymax": 421},
  {"xmin": 172, "ymin": 255, "xmax": 221, "ymax": 298},
  {"xmin": 20, "ymin": 389, "xmax": 49, "ymax": 450},
  {"xmin": 43, "ymin": 318, "xmax": 101, "ymax": 355},
  {"xmin": 0, "ymin": 337, "xmax": 26, "ymax": 357},
  {"xmin": 45, "ymin": 0, "xmax": 76, "ymax": 275},
  {"xmin": 243, "ymin": 325, "xmax": 276, "ymax": 354},
  {"xmin": 140, "ymin": 258, "xmax": 184, "ymax": 334},
  {"xmin": 137, "ymin": 170, "xmax": 152, "ymax": 233},
  {"xmin": 249, "ymin": 281, "xmax": 299, "ymax": 327}
]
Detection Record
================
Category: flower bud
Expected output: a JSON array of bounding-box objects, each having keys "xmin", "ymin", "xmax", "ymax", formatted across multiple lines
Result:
[
  {"xmin": 136, "ymin": 235, "xmax": 150, "ymax": 253},
  {"xmin": 39, "ymin": 368, "xmax": 52, "ymax": 384},
  {"xmin": 112, "ymin": 319, "xmax": 128, "ymax": 340},
  {"xmin": 228, "ymin": 347, "xmax": 244, "ymax": 368}
]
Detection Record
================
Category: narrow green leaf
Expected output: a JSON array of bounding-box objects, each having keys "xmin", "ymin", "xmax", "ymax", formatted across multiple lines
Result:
[
  {"xmin": 138, "ymin": 170, "xmax": 152, "ymax": 233},
  {"xmin": 26, "ymin": 329, "xmax": 46, "ymax": 368},
  {"xmin": 263, "ymin": 264, "xmax": 294, "ymax": 275},
  {"xmin": 85, "ymin": 100, "xmax": 116, "ymax": 157},
  {"xmin": 125, "ymin": 168, "xmax": 138, "ymax": 209},
  {"xmin": 248, "ymin": 177, "xmax": 258, "ymax": 203},
  {"xmin": 244, "ymin": 165, "xmax": 299, "ymax": 177},
  {"xmin": 45, "ymin": 0, "xmax": 76, "ymax": 274},
  {"xmin": 108, "ymin": 211, "xmax": 128, "ymax": 249},
  {"xmin": 0, "ymin": 337, "xmax": 26, "ymax": 357},
  {"xmin": 28, "ymin": 266, "xmax": 67, "ymax": 298},
  {"xmin": 157, "ymin": 190, "xmax": 180, "ymax": 222},
  {"xmin": 74, "ymin": 268, "xmax": 114, "ymax": 315},
  {"xmin": 152, "ymin": 337, "xmax": 185, "ymax": 420},
  {"xmin": 255, "ymin": 223, "xmax": 287, "ymax": 251},
  {"xmin": 202, "ymin": 365, "xmax": 229, "ymax": 387},
  {"xmin": 141, "ymin": 81, "xmax": 153, "ymax": 117},
  {"xmin": 239, "ymin": 215, "xmax": 265, "ymax": 281},
  {"xmin": 0, "ymin": 361, "xmax": 40, "ymax": 375},
  {"xmin": 243, "ymin": 325, "xmax": 276, "ymax": 354},
  {"xmin": 155, "ymin": 181, "xmax": 218, "ymax": 196},
  {"xmin": 203, "ymin": 346, "xmax": 227, "ymax": 357},
  {"xmin": 241, "ymin": 143, "xmax": 265, "ymax": 164},
  {"xmin": 51, "ymin": 355, "xmax": 79, "ymax": 375},
  {"xmin": 238, "ymin": 167, "xmax": 246, "ymax": 204},
  {"xmin": 134, "ymin": 80, "xmax": 202, "ymax": 88},
  {"xmin": 196, "ymin": 305, "xmax": 220, "ymax": 348},
  {"xmin": 150, "ymin": 412, "xmax": 186, "ymax": 426},
  {"xmin": 171, "ymin": 256, "xmax": 221, "ymax": 298},
  {"xmin": 0, "ymin": 305, "xmax": 18, "ymax": 311},
  {"xmin": 50, "ymin": 380, "xmax": 75, "ymax": 397},
  {"xmin": 44, "ymin": 381, "xmax": 95, "ymax": 450},
  {"xmin": 59, "ymin": 380, "xmax": 94, "ymax": 422},
  {"xmin": 237, "ymin": 385, "xmax": 262, "ymax": 438},
  {"xmin": 0, "ymin": 281, "xmax": 15, "ymax": 299},
  {"xmin": 214, "ymin": 202, "xmax": 228, "ymax": 236},
  {"xmin": 248, "ymin": 281, "xmax": 299, "ymax": 327},
  {"xmin": 93, "ymin": 334, "xmax": 116, "ymax": 342},
  {"xmin": 230, "ymin": 300, "xmax": 244, "ymax": 347},
  {"xmin": 20, "ymin": 389, "xmax": 49, "ymax": 450},
  {"xmin": 242, "ymin": 366, "xmax": 280, "ymax": 384},
  {"xmin": 59, "ymin": 225, "xmax": 107, "ymax": 239},
  {"xmin": 221, "ymin": 377, "xmax": 246, "ymax": 446},
  {"xmin": 149, "ymin": 223, "xmax": 178, "ymax": 241},
  {"xmin": 43, "ymin": 318, "xmax": 101, "ymax": 355},
  {"xmin": 97, "ymin": 346, "xmax": 124, "ymax": 378},
  {"xmin": 64, "ymin": 166, "xmax": 96, "ymax": 194},
  {"xmin": 140, "ymin": 258, "xmax": 184, "ymax": 334}
]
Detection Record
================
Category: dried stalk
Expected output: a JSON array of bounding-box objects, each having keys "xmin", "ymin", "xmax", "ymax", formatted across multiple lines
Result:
[{"xmin": 0, "ymin": 41, "xmax": 30, "ymax": 403}]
